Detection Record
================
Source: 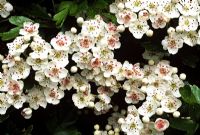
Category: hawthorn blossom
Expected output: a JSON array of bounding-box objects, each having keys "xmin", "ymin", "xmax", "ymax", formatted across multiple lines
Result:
[
  {"xmin": 49, "ymin": 49, "xmax": 69, "ymax": 67},
  {"xmin": 0, "ymin": 72, "xmax": 7, "ymax": 92},
  {"xmin": 125, "ymin": 90, "xmax": 145, "ymax": 104},
  {"xmin": 26, "ymin": 57, "xmax": 48, "ymax": 70},
  {"xmin": 160, "ymin": 1, "xmax": 180, "ymax": 18},
  {"xmin": 121, "ymin": 114, "xmax": 143, "ymax": 135},
  {"xmin": 144, "ymin": 0, "xmax": 159, "ymax": 14},
  {"xmin": 125, "ymin": 0, "xmax": 146, "ymax": 12},
  {"xmin": 6, "ymin": 79, "xmax": 24, "ymax": 95},
  {"xmin": 178, "ymin": 16, "xmax": 198, "ymax": 31},
  {"xmin": 155, "ymin": 60, "xmax": 173, "ymax": 80},
  {"xmin": 59, "ymin": 76, "xmax": 74, "ymax": 90},
  {"xmin": 19, "ymin": 22, "xmax": 39, "ymax": 37},
  {"xmin": 50, "ymin": 32, "xmax": 73, "ymax": 51},
  {"xmin": 44, "ymin": 87, "xmax": 64, "ymax": 105},
  {"xmin": 44, "ymin": 61, "xmax": 68, "ymax": 82},
  {"xmin": 116, "ymin": 9, "xmax": 137, "ymax": 27},
  {"xmin": 92, "ymin": 46, "xmax": 114, "ymax": 60},
  {"xmin": 26, "ymin": 86, "xmax": 47, "ymax": 110},
  {"xmin": 129, "ymin": 20, "xmax": 149, "ymax": 39},
  {"xmin": 2, "ymin": 54, "xmax": 15, "ymax": 67},
  {"xmin": 8, "ymin": 60, "xmax": 31, "ymax": 80},
  {"xmin": 72, "ymin": 92, "xmax": 95, "ymax": 109},
  {"xmin": 0, "ymin": 93, "xmax": 10, "ymax": 115},
  {"xmin": 76, "ymin": 34, "xmax": 95, "ymax": 52},
  {"xmin": 182, "ymin": 31, "xmax": 199, "ymax": 46},
  {"xmin": 150, "ymin": 13, "xmax": 169, "ymax": 29},
  {"xmin": 30, "ymin": 36, "xmax": 51, "ymax": 59},
  {"xmin": 138, "ymin": 99, "xmax": 158, "ymax": 117},
  {"xmin": 0, "ymin": 0, "xmax": 13, "ymax": 18},
  {"xmin": 72, "ymin": 52, "xmax": 93, "ymax": 69},
  {"xmin": 162, "ymin": 33, "xmax": 184, "ymax": 54},
  {"xmin": 161, "ymin": 95, "xmax": 182, "ymax": 113},
  {"xmin": 6, "ymin": 93, "xmax": 26, "ymax": 109},
  {"xmin": 94, "ymin": 101, "xmax": 112, "ymax": 115},
  {"xmin": 7, "ymin": 36, "xmax": 29, "ymax": 56},
  {"xmin": 154, "ymin": 118, "xmax": 169, "ymax": 132}
]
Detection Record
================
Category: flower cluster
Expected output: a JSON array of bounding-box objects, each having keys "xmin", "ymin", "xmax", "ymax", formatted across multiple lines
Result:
[
  {"xmin": 110, "ymin": 0, "xmax": 200, "ymax": 54},
  {"xmin": 0, "ymin": 14, "xmax": 186, "ymax": 134},
  {"xmin": 0, "ymin": 0, "xmax": 13, "ymax": 18}
]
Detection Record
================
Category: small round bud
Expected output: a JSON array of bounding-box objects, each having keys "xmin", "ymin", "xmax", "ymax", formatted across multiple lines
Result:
[
  {"xmin": 24, "ymin": 35, "xmax": 31, "ymax": 41},
  {"xmin": 21, "ymin": 108, "xmax": 32, "ymax": 119},
  {"xmin": 156, "ymin": 94, "xmax": 162, "ymax": 101},
  {"xmin": 14, "ymin": 56, "xmax": 21, "ymax": 61},
  {"xmin": 140, "ymin": 86, "xmax": 147, "ymax": 93},
  {"xmin": 77, "ymin": 17, "xmax": 84, "ymax": 24},
  {"xmin": 142, "ymin": 78, "xmax": 148, "ymax": 84},
  {"xmin": 88, "ymin": 102, "xmax": 95, "ymax": 108},
  {"xmin": 108, "ymin": 130, "xmax": 114, "ymax": 135},
  {"xmin": 113, "ymin": 105, "xmax": 119, "ymax": 112},
  {"xmin": 142, "ymin": 116, "xmax": 150, "ymax": 123},
  {"xmin": 94, "ymin": 124, "xmax": 100, "ymax": 130},
  {"xmin": 146, "ymin": 29, "xmax": 153, "ymax": 37},
  {"xmin": 94, "ymin": 130, "xmax": 101, "ymax": 135},
  {"xmin": 117, "ymin": 3, "xmax": 124, "ymax": 10},
  {"xmin": 172, "ymin": 67, "xmax": 178, "ymax": 74},
  {"xmin": 105, "ymin": 124, "xmax": 112, "ymax": 131},
  {"xmin": 2, "ymin": 64, "xmax": 8, "ymax": 69},
  {"xmin": 148, "ymin": 59, "xmax": 155, "ymax": 65},
  {"xmin": 173, "ymin": 111, "xmax": 180, "ymax": 118},
  {"xmin": 0, "ymin": 55, "xmax": 4, "ymax": 61},
  {"xmin": 114, "ymin": 128, "xmax": 120, "ymax": 133},
  {"xmin": 156, "ymin": 108, "xmax": 163, "ymax": 115},
  {"xmin": 180, "ymin": 73, "xmax": 186, "ymax": 80},
  {"xmin": 118, "ymin": 118, "xmax": 125, "ymax": 124},
  {"xmin": 176, "ymin": 26, "xmax": 183, "ymax": 32},
  {"xmin": 167, "ymin": 27, "xmax": 175, "ymax": 34},
  {"xmin": 186, "ymin": 117, "xmax": 191, "ymax": 120},
  {"xmin": 117, "ymin": 25, "xmax": 125, "ymax": 32},
  {"xmin": 71, "ymin": 27, "xmax": 77, "ymax": 33},
  {"xmin": 121, "ymin": 109, "xmax": 126, "ymax": 115},
  {"xmin": 70, "ymin": 66, "xmax": 78, "ymax": 73}
]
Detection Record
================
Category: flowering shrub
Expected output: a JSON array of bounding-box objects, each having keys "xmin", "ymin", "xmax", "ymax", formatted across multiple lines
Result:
[{"xmin": 0, "ymin": 0, "xmax": 200, "ymax": 135}]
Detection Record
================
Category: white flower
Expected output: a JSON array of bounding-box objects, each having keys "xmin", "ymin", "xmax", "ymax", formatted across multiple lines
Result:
[
  {"xmin": 154, "ymin": 118, "xmax": 169, "ymax": 132},
  {"xmin": 76, "ymin": 34, "xmax": 95, "ymax": 52},
  {"xmin": 72, "ymin": 74, "xmax": 89, "ymax": 91},
  {"xmin": 81, "ymin": 19, "xmax": 104, "ymax": 38},
  {"xmin": 150, "ymin": 13, "xmax": 169, "ymax": 29},
  {"xmin": 160, "ymin": 2, "xmax": 180, "ymax": 18},
  {"xmin": 6, "ymin": 79, "xmax": 24, "ymax": 95},
  {"xmin": 59, "ymin": 76, "xmax": 74, "ymax": 90},
  {"xmin": 161, "ymin": 95, "xmax": 182, "ymax": 113},
  {"xmin": 155, "ymin": 60, "xmax": 173, "ymax": 80},
  {"xmin": 138, "ymin": 10, "xmax": 150, "ymax": 21},
  {"xmin": 6, "ymin": 93, "xmax": 26, "ymax": 109},
  {"xmin": 98, "ymin": 33, "xmax": 121, "ymax": 50},
  {"xmin": 0, "ymin": 93, "xmax": 10, "ymax": 115},
  {"xmin": 143, "ymin": 65, "xmax": 157, "ymax": 84},
  {"xmin": 178, "ymin": 16, "xmax": 198, "ymax": 31},
  {"xmin": 168, "ymin": 74, "xmax": 184, "ymax": 98},
  {"xmin": 0, "ymin": 0, "xmax": 13, "ymax": 18},
  {"xmin": 125, "ymin": 90, "xmax": 145, "ymax": 104},
  {"xmin": 144, "ymin": 0, "xmax": 159, "ymax": 14},
  {"xmin": 94, "ymin": 101, "xmax": 112, "ymax": 115},
  {"xmin": 2, "ymin": 54, "xmax": 15, "ymax": 67},
  {"xmin": 125, "ymin": 0, "xmax": 146, "ymax": 12},
  {"xmin": 129, "ymin": 20, "xmax": 149, "ymax": 39},
  {"xmin": 44, "ymin": 87, "xmax": 64, "ymax": 105},
  {"xmin": 44, "ymin": 61, "xmax": 68, "ymax": 82},
  {"xmin": 121, "ymin": 114, "xmax": 143, "ymax": 135},
  {"xmin": 26, "ymin": 57, "xmax": 48, "ymax": 70},
  {"xmin": 7, "ymin": 36, "xmax": 29, "ymax": 56},
  {"xmin": 26, "ymin": 86, "xmax": 47, "ymax": 110},
  {"xmin": 98, "ymin": 94, "xmax": 111, "ymax": 104},
  {"xmin": 140, "ymin": 122, "xmax": 164, "ymax": 135},
  {"xmin": 101, "ymin": 59, "xmax": 121, "ymax": 78},
  {"xmin": 35, "ymin": 71, "xmax": 58, "ymax": 88},
  {"xmin": 105, "ymin": 22, "xmax": 118, "ymax": 33},
  {"xmin": 30, "ymin": 36, "xmax": 51, "ymax": 59},
  {"xmin": 72, "ymin": 92, "xmax": 94, "ymax": 109},
  {"xmin": 50, "ymin": 32, "xmax": 73, "ymax": 51},
  {"xmin": 19, "ymin": 22, "xmax": 39, "ymax": 37},
  {"xmin": 116, "ymin": 9, "xmax": 137, "ymax": 27},
  {"xmin": 0, "ymin": 72, "xmax": 8, "ymax": 92},
  {"xmin": 123, "ymin": 79, "xmax": 142, "ymax": 91},
  {"xmin": 182, "ymin": 31, "xmax": 199, "ymax": 46},
  {"xmin": 138, "ymin": 99, "xmax": 158, "ymax": 117},
  {"xmin": 8, "ymin": 60, "xmax": 31, "ymax": 80},
  {"xmin": 176, "ymin": 0, "xmax": 200, "ymax": 16},
  {"xmin": 72, "ymin": 52, "xmax": 93, "ymax": 69},
  {"xmin": 49, "ymin": 49, "xmax": 69, "ymax": 67},
  {"xmin": 162, "ymin": 33, "xmax": 184, "ymax": 54},
  {"xmin": 92, "ymin": 46, "xmax": 114, "ymax": 60},
  {"xmin": 127, "ymin": 105, "xmax": 139, "ymax": 117}
]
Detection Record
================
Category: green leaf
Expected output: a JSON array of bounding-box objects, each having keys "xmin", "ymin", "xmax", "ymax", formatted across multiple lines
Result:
[
  {"xmin": 189, "ymin": 104, "xmax": 200, "ymax": 121},
  {"xmin": 69, "ymin": 4, "xmax": 78, "ymax": 16},
  {"xmin": 9, "ymin": 16, "xmax": 33, "ymax": 26},
  {"xmin": 190, "ymin": 85, "xmax": 200, "ymax": 104},
  {"xmin": 170, "ymin": 119, "xmax": 199, "ymax": 135},
  {"xmin": 94, "ymin": 0, "xmax": 108, "ymax": 9},
  {"xmin": 180, "ymin": 85, "xmax": 197, "ymax": 104},
  {"xmin": 102, "ymin": 13, "xmax": 117, "ymax": 23},
  {"xmin": 53, "ymin": 8, "xmax": 69, "ymax": 27},
  {"xmin": 0, "ymin": 27, "xmax": 20, "ymax": 41},
  {"xmin": 57, "ymin": 1, "xmax": 73, "ymax": 12}
]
